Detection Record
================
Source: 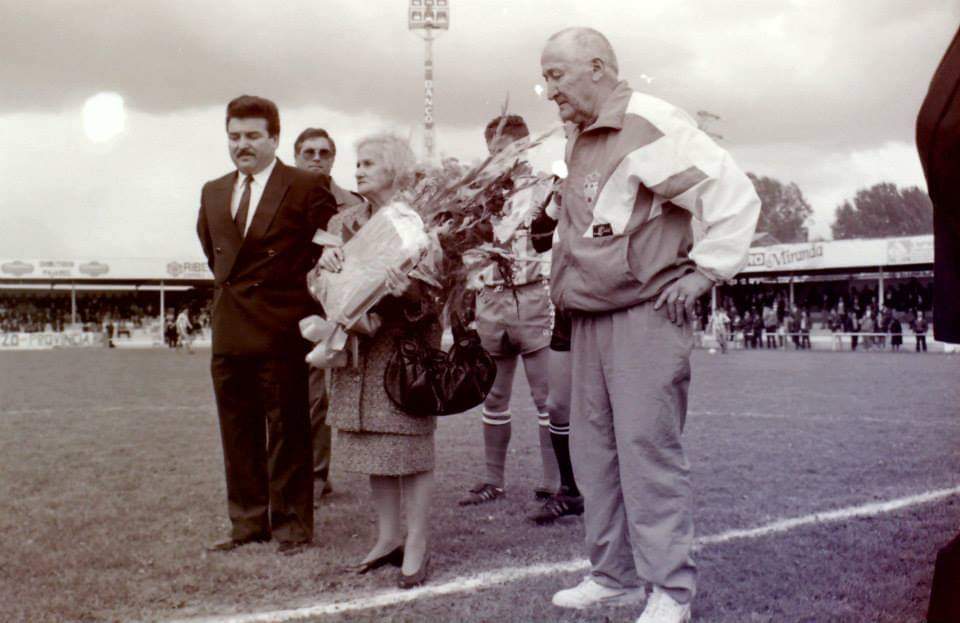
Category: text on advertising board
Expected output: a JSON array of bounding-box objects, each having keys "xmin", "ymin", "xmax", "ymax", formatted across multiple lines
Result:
[
  {"xmin": 747, "ymin": 243, "xmax": 825, "ymax": 270},
  {"xmin": 0, "ymin": 332, "xmax": 102, "ymax": 350}
]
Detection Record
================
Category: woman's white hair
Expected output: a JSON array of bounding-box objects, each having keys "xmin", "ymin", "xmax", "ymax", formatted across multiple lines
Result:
[{"xmin": 355, "ymin": 133, "xmax": 417, "ymax": 191}]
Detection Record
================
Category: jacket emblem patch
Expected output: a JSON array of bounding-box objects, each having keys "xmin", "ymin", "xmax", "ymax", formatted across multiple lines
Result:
[{"xmin": 583, "ymin": 171, "xmax": 600, "ymax": 205}]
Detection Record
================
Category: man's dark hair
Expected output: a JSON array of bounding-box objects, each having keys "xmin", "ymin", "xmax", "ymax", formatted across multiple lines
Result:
[
  {"xmin": 294, "ymin": 127, "xmax": 336, "ymax": 157},
  {"xmin": 484, "ymin": 114, "xmax": 530, "ymax": 143},
  {"xmin": 225, "ymin": 95, "xmax": 280, "ymax": 138}
]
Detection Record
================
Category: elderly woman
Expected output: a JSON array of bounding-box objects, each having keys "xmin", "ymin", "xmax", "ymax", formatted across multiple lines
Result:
[{"xmin": 318, "ymin": 133, "xmax": 438, "ymax": 588}]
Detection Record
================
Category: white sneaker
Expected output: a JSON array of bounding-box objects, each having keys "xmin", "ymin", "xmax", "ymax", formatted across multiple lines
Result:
[
  {"xmin": 635, "ymin": 586, "xmax": 691, "ymax": 623},
  {"xmin": 551, "ymin": 576, "xmax": 646, "ymax": 609}
]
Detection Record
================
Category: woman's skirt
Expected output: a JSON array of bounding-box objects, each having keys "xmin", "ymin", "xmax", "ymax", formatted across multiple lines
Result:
[{"xmin": 336, "ymin": 429, "xmax": 434, "ymax": 476}]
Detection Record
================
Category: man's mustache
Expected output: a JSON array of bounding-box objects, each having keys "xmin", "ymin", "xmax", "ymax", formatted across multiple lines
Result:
[{"xmin": 235, "ymin": 149, "xmax": 255, "ymax": 157}]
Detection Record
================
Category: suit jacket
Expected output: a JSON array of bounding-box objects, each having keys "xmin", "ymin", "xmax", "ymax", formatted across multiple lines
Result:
[
  {"xmin": 917, "ymin": 26, "xmax": 960, "ymax": 343},
  {"xmin": 329, "ymin": 179, "xmax": 365, "ymax": 212},
  {"xmin": 197, "ymin": 159, "xmax": 336, "ymax": 355}
]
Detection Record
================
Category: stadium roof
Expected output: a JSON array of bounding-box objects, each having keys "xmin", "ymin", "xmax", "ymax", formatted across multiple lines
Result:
[{"xmin": 0, "ymin": 257, "xmax": 210, "ymax": 283}]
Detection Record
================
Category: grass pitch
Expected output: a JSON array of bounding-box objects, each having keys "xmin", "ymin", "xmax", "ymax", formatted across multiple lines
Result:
[{"xmin": 1, "ymin": 348, "xmax": 958, "ymax": 622}]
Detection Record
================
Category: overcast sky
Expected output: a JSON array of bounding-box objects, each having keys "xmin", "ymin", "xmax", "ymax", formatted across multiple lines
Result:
[{"xmin": 2, "ymin": 0, "xmax": 957, "ymax": 259}]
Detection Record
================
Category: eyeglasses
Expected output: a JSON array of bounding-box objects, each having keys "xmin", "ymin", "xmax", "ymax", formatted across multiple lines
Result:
[{"xmin": 300, "ymin": 148, "xmax": 334, "ymax": 159}]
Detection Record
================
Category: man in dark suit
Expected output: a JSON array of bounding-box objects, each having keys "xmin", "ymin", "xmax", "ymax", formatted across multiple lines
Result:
[
  {"xmin": 918, "ymin": 26, "xmax": 960, "ymax": 344},
  {"xmin": 197, "ymin": 95, "xmax": 336, "ymax": 553},
  {"xmin": 918, "ymin": 26, "xmax": 960, "ymax": 623}
]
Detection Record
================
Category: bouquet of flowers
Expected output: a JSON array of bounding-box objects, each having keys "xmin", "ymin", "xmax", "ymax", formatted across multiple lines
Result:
[
  {"xmin": 302, "ymin": 114, "xmax": 562, "ymax": 367},
  {"xmin": 399, "ymin": 122, "xmax": 562, "ymax": 324}
]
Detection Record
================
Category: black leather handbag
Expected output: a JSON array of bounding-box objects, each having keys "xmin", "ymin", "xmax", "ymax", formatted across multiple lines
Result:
[{"xmin": 384, "ymin": 321, "xmax": 496, "ymax": 416}]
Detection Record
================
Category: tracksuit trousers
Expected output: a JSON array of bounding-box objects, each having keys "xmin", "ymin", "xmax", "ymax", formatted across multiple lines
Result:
[{"xmin": 569, "ymin": 303, "xmax": 697, "ymax": 604}]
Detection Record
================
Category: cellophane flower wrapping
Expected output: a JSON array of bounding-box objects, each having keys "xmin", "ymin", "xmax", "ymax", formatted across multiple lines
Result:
[{"xmin": 308, "ymin": 202, "xmax": 430, "ymax": 330}]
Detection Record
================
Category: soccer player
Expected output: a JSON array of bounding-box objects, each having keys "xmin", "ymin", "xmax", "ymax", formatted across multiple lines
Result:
[{"xmin": 458, "ymin": 115, "xmax": 561, "ymax": 507}]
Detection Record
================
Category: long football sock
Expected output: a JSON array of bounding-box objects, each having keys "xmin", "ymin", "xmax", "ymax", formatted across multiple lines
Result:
[
  {"xmin": 482, "ymin": 409, "xmax": 511, "ymax": 489},
  {"xmin": 538, "ymin": 413, "xmax": 561, "ymax": 494},
  {"xmin": 549, "ymin": 423, "xmax": 580, "ymax": 497}
]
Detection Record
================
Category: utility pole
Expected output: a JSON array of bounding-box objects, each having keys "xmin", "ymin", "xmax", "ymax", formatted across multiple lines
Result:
[{"xmin": 408, "ymin": 0, "xmax": 449, "ymax": 162}]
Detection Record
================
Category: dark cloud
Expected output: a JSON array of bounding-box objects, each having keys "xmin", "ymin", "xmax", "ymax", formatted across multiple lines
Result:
[
  {"xmin": 1, "ymin": 0, "xmax": 954, "ymax": 258},
  {"xmin": 0, "ymin": 0, "xmax": 957, "ymax": 211},
  {"xmin": 4, "ymin": 0, "xmax": 954, "ymax": 152}
]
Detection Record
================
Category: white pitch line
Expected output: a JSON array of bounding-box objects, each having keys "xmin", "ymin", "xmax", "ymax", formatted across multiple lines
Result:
[
  {"xmin": 697, "ymin": 485, "xmax": 960, "ymax": 546},
  {"xmin": 690, "ymin": 409, "xmax": 934, "ymax": 426},
  {"xmin": 169, "ymin": 484, "xmax": 960, "ymax": 623}
]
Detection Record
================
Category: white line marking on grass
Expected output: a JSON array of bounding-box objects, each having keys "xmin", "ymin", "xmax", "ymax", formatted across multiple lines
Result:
[
  {"xmin": 172, "ymin": 560, "xmax": 590, "ymax": 623},
  {"xmin": 691, "ymin": 409, "xmax": 926, "ymax": 425},
  {"xmin": 696, "ymin": 485, "xmax": 960, "ymax": 546},
  {"xmin": 169, "ymin": 484, "xmax": 960, "ymax": 623}
]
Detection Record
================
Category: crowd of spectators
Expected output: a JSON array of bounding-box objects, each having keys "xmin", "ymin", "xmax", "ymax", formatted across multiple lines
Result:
[
  {"xmin": 700, "ymin": 279, "xmax": 934, "ymax": 352},
  {"xmin": 1, "ymin": 280, "xmax": 933, "ymax": 353},
  {"xmin": 716, "ymin": 278, "xmax": 932, "ymax": 322},
  {"xmin": 0, "ymin": 291, "xmax": 212, "ymax": 334}
]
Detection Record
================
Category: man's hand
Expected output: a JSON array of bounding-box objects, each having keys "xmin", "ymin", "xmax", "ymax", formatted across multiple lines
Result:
[
  {"xmin": 654, "ymin": 271, "xmax": 714, "ymax": 326},
  {"xmin": 317, "ymin": 246, "xmax": 344, "ymax": 273}
]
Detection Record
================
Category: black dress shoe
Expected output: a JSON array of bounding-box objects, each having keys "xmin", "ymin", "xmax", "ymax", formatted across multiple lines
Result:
[
  {"xmin": 206, "ymin": 535, "xmax": 268, "ymax": 553},
  {"xmin": 277, "ymin": 540, "xmax": 311, "ymax": 556},
  {"xmin": 345, "ymin": 546, "xmax": 404, "ymax": 574},
  {"xmin": 398, "ymin": 554, "xmax": 431, "ymax": 589}
]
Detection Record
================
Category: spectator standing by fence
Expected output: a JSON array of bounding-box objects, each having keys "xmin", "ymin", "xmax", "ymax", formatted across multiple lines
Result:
[
  {"xmin": 776, "ymin": 314, "xmax": 787, "ymax": 349},
  {"xmin": 176, "ymin": 307, "xmax": 194, "ymax": 354},
  {"xmin": 879, "ymin": 306, "xmax": 892, "ymax": 350},
  {"xmin": 712, "ymin": 308, "xmax": 730, "ymax": 354},
  {"xmin": 890, "ymin": 314, "xmax": 903, "ymax": 352},
  {"xmin": 732, "ymin": 311, "xmax": 743, "ymax": 349},
  {"xmin": 763, "ymin": 305, "xmax": 778, "ymax": 348},
  {"xmin": 861, "ymin": 309, "xmax": 876, "ymax": 350},
  {"xmin": 800, "ymin": 310, "xmax": 812, "ymax": 349},
  {"xmin": 742, "ymin": 310, "xmax": 752, "ymax": 348},
  {"xmin": 846, "ymin": 309, "xmax": 860, "ymax": 351},
  {"xmin": 787, "ymin": 309, "xmax": 799, "ymax": 349},
  {"xmin": 753, "ymin": 309, "xmax": 764, "ymax": 349},
  {"xmin": 913, "ymin": 310, "xmax": 929, "ymax": 352}
]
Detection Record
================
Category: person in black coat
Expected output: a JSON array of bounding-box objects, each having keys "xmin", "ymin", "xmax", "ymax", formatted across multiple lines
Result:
[
  {"xmin": 917, "ymin": 26, "xmax": 960, "ymax": 621},
  {"xmin": 196, "ymin": 95, "xmax": 336, "ymax": 553},
  {"xmin": 918, "ymin": 27, "xmax": 960, "ymax": 344}
]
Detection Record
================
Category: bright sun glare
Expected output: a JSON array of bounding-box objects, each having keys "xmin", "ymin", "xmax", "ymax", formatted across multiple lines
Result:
[{"xmin": 82, "ymin": 92, "xmax": 126, "ymax": 143}]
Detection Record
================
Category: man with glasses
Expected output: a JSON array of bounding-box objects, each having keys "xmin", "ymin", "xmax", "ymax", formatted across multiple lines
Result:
[{"xmin": 293, "ymin": 127, "xmax": 363, "ymax": 499}]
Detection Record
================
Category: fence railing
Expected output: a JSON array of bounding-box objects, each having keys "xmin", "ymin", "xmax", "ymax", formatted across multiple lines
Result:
[{"xmin": 699, "ymin": 330, "xmax": 931, "ymax": 352}]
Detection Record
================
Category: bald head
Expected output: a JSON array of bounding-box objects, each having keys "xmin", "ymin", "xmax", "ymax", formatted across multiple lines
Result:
[
  {"xmin": 540, "ymin": 28, "xmax": 619, "ymax": 127},
  {"xmin": 546, "ymin": 27, "xmax": 619, "ymax": 78}
]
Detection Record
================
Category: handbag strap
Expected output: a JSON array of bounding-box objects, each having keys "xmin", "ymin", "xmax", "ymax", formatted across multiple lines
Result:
[{"xmin": 449, "ymin": 310, "xmax": 470, "ymax": 343}]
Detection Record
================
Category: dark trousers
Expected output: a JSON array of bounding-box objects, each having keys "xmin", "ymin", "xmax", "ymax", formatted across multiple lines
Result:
[
  {"xmin": 917, "ymin": 335, "xmax": 928, "ymax": 352},
  {"xmin": 211, "ymin": 354, "xmax": 314, "ymax": 543},
  {"xmin": 851, "ymin": 335, "xmax": 859, "ymax": 351}
]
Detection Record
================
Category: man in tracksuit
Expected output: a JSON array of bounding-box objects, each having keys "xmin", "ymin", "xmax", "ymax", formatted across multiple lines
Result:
[{"xmin": 541, "ymin": 28, "xmax": 760, "ymax": 623}]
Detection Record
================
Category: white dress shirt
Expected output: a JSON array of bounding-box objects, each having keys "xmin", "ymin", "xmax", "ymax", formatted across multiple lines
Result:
[{"xmin": 231, "ymin": 158, "xmax": 278, "ymax": 236}]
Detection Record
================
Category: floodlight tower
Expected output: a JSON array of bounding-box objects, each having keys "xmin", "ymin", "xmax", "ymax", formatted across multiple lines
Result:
[{"xmin": 408, "ymin": 0, "xmax": 449, "ymax": 162}]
